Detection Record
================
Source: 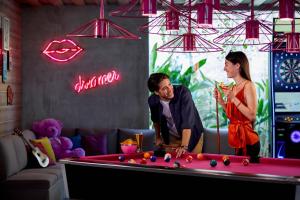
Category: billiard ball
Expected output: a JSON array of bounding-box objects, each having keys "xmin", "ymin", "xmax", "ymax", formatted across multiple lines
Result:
[
  {"xmin": 185, "ymin": 155, "xmax": 193, "ymax": 163},
  {"xmin": 242, "ymin": 158, "xmax": 249, "ymax": 166},
  {"xmin": 210, "ymin": 159, "xmax": 217, "ymax": 167},
  {"xmin": 164, "ymin": 153, "xmax": 171, "ymax": 162},
  {"xmin": 173, "ymin": 161, "xmax": 181, "ymax": 168},
  {"xmin": 128, "ymin": 159, "xmax": 136, "ymax": 164},
  {"xmin": 118, "ymin": 155, "xmax": 125, "ymax": 162},
  {"xmin": 140, "ymin": 158, "xmax": 147, "ymax": 164},
  {"xmin": 144, "ymin": 152, "xmax": 151, "ymax": 159},
  {"xmin": 196, "ymin": 153, "xmax": 204, "ymax": 160},
  {"xmin": 150, "ymin": 155, "xmax": 157, "ymax": 162},
  {"xmin": 223, "ymin": 158, "xmax": 230, "ymax": 166},
  {"xmin": 222, "ymin": 155, "xmax": 229, "ymax": 161}
]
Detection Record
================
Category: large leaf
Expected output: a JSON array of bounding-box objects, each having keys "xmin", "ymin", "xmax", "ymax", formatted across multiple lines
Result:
[
  {"xmin": 257, "ymin": 99, "xmax": 264, "ymax": 116},
  {"xmin": 179, "ymin": 67, "xmax": 194, "ymax": 87},
  {"xmin": 149, "ymin": 43, "xmax": 157, "ymax": 72},
  {"xmin": 189, "ymin": 80, "xmax": 212, "ymax": 91},
  {"xmin": 198, "ymin": 59, "xmax": 207, "ymax": 68}
]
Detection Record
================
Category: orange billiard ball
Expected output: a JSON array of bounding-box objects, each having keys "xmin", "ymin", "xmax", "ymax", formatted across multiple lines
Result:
[
  {"xmin": 144, "ymin": 152, "xmax": 151, "ymax": 159},
  {"xmin": 222, "ymin": 155, "xmax": 229, "ymax": 161},
  {"xmin": 197, "ymin": 153, "xmax": 204, "ymax": 160}
]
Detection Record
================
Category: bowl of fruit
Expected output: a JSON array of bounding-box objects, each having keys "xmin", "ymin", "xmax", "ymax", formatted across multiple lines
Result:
[{"xmin": 120, "ymin": 139, "xmax": 137, "ymax": 154}]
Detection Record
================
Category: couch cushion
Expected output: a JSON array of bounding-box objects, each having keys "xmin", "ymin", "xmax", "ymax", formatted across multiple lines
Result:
[
  {"xmin": 203, "ymin": 128, "xmax": 235, "ymax": 155},
  {"xmin": 0, "ymin": 134, "xmax": 28, "ymax": 180},
  {"xmin": 82, "ymin": 134, "xmax": 107, "ymax": 155},
  {"xmin": 77, "ymin": 128, "xmax": 118, "ymax": 154},
  {"xmin": 118, "ymin": 129, "xmax": 155, "ymax": 152}
]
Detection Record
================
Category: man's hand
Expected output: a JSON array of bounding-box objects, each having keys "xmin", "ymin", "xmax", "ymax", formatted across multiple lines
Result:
[
  {"xmin": 155, "ymin": 137, "xmax": 163, "ymax": 146},
  {"xmin": 175, "ymin": 146, "xmax": 187, "ymax": 158}
]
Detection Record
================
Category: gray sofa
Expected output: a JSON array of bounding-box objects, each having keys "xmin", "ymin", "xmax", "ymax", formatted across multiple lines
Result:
[
  {"xmin": 203, "ymin": 128, "xmax": 235, "ymax": 155},
  {"xmin": 0, "ymin": 130, "xmax": 65, "ymax": 200}
]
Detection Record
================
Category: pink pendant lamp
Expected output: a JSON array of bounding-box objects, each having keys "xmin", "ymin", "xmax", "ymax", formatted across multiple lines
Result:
[
  {"xmin": 141, "ymin": 0, "xmax": 157, "ymax": 16},
  {"xmin": 110, "ymin": 0, "xmax": 157, "ymax": 18},
  {"xmin": 197, "ymin": 1, "xmax": 213, "ymax": 28},
  {"xmin": 279, "ymin": 0, "xmax": 295, "ymax": 21},
  {"xmin": 213, "ymin": 0, "xmax": 272, "ymax": 46},
  {"xmin": 156, "ymin": 0, "xmax": 222, "ymax": 53},
  {"xmin": 67, "ymin": 0, "xmax": 139, "ymax": 39},
  {"xmin": 260, "ymin": 20, "xmax": 300, "ymax": 53},
  {"xmin": 286, "ymin": 20, "xmax": 300, "ymax": 53},
  {"xmin": 139, "ymin": 0, "xmax": 218, "ymax": 36}
]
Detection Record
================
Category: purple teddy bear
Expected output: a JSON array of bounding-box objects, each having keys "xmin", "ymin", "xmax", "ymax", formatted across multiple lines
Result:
[{"xmin": 32, "ymin": 118, "xmax": 85, "ymax": 160}]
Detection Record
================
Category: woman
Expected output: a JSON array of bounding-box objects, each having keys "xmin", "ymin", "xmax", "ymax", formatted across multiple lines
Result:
[{"xmin": 214, "ymin": 51, "xmax": 260, "ymax": 162}]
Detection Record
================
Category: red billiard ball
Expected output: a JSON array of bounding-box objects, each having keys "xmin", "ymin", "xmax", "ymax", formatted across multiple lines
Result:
[
  {"xmin": 196, "ymin": 153, "xmax": 204, "ymax": 160},
  {"xmin": 140, "ymin": 158, "xmax": 147, "ymax": 164},
  {"xmin": 185, "ymin": 155, "xmax": 193, "ymax": 163},
  {"xmin": 242, "ymin": 158, "xmax": 249, "ymax": 166}
]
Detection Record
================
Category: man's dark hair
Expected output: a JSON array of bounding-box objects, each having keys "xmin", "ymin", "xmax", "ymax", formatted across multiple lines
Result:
[{"xmin": 147, "ymin": 73, "xmax": 169, "ymax": 92}]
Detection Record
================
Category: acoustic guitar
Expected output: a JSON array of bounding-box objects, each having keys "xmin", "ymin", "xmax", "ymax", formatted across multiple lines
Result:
[{"xmin": 14, "ymin": 128, "xmax": 50, "ymax": 168}]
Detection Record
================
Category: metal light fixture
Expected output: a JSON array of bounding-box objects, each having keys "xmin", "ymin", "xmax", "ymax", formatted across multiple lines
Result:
[
  {"xmin": 139, "ymin": 2, "xmax": 219, "ymax": 36},
  {"xmin": 279, "ymin": 0, "xmax": 295, "ymax": 21},
  {"xmin": 156, "ymin": 0, "xmax": 222, "ymax": 53},
  {"xmin": 213, "ymin": 0, "xmax": 273, "ymax": 46},
  {"xmin": 67, "ymin": 0, "xmax": 139, "ymax": 40},
  {"xmin": 260, "ymin": 20, "xmax": 300, "ymax": 53}
]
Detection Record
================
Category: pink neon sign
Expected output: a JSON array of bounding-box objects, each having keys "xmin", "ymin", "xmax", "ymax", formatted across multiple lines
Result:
[
  {"xmin": 43, "ymin": 39, "xmax": 83, "ymax": 62},
  {"xmin": 74, "ymin": 70, "xmax": 120, "ymax": 93}
]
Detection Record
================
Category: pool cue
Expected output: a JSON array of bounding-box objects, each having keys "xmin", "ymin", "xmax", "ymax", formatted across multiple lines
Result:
[{"xmin": 215, "ymin": 81, "xmax": 221, "ymax": 154}]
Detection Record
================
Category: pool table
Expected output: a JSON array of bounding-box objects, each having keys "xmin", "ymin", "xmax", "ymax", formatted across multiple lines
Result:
[{"xmin": 61, "ymin": 152, "xmax": 300, "ymax": 199}]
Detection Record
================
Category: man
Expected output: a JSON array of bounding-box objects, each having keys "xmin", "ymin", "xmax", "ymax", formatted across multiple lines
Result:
[{"xmin": 148, "ymin": 73, "xmax": 204, "ymax": 158}]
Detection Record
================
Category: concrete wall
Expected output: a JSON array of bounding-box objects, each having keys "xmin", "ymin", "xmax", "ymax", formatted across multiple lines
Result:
[{"xmin": 21, "ymin": 5, "xmax": 149, "ymax": 129}]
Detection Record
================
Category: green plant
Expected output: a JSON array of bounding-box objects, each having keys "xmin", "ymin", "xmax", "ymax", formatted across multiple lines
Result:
[{"xmin": 150, "ymin": 42, "xmax": 271, "ymax": 157}]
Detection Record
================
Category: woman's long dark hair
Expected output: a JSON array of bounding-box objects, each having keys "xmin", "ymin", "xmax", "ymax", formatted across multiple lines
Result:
[{"xmin": 225, "ymin": 51, "xmax": 252, "ymax": 81}]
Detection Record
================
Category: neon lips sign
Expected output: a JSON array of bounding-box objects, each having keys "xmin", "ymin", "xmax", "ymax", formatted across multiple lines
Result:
[
  {"xmin": 43, "ymin": 39, "xmax": 83, "ymax": 62},
  {"xmin": 74, "ymin": 70, "xmax": 120, "ymax": 93}
]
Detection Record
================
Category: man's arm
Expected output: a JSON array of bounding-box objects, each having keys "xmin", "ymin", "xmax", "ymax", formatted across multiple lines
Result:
[
  {"xmin": 153, "ymin": 123, "xmax": 163, "ymax": 145},
  {"xmin": 181, "ymin": 129, "xmax": 191, "ymax": 148}
]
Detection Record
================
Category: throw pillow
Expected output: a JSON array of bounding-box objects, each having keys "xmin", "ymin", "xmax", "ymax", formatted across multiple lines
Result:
[
  {"xmin": 82, "ymin": 134, "xmax": 107, "ymax": 156},
  {"xmin": 31, "ymin": 137, "xmax": 56, "ymax": 165},
  {"xmin": 69, "ymin": 134, "xmax": 82, "ymax": 149}
]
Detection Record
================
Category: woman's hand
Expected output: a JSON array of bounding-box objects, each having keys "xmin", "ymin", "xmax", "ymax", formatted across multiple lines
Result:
[
  {"xmin": 225, "ymin": 89, "xmax": 235, "ymax": 102},
  {"xmin": 213, "ymin": 87, "xmax": 224, "ymax": 104}
]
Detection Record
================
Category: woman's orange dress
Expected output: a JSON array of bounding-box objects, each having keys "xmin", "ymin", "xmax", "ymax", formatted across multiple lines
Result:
[{"xmin": 226, "ymin": 85, "xmax": 259, "ymax": 155}]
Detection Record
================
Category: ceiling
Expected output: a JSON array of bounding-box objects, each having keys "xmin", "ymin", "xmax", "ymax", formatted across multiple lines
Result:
[{"xmin": 16, "ymin": 0, "xmax": 275, "ymax": 7}]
